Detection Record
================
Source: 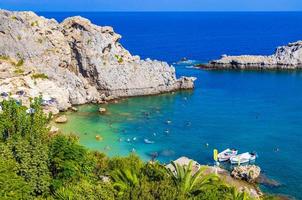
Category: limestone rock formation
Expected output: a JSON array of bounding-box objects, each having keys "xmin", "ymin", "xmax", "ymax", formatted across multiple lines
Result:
[
  {"xmin": 0, "ymin": 10, "xmax": 195, "ymax": 112},
  {"xmin": 208, "ymin": 41, "xmax": 302, "ymax": 69},
  {"xmin": 231, "ymin": 165, "xmax": 261, "ymax": 183}
]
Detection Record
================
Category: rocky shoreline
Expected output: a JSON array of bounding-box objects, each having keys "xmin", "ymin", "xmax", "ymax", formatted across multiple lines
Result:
[
  {"xmin": 207, "ymin": 40, "xmax": 302, "ymax": 70},
  {"xmin": 167, "ymin": 157, "xmax": 263, "ymax": 199},
  {"xmin": 0, "ymin": 10, "xmax": 195, "ymax": 114}
]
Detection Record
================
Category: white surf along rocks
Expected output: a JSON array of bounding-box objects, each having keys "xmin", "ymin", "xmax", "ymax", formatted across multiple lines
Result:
[{"xmin": 0, "ymin": 10, "xmax": 195, "ymax": 113}]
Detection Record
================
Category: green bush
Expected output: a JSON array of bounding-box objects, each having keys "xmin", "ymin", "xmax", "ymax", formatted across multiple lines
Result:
[
  {"xmin": 0, "ymin": 55, "xmax": 9, "ymax": 60},
  {"xmin": 0, "ymin": 144, "xmax": 31, "ymax": 200},
  {"xmin": 14, "ymin": 68, "xmax": 24, "ymax": 74},
  {"xmin": 31, "ymin": 73, "xmax": 49, "ymax": 80},
  {"xmin": 0, "ymin": 98, "xmax": 52, "ymax": 196},
  {"xmin": 49, "ymin": 134, "xmax": 96, "ymax": 189},
  {"xmin": 16, "ymin": 59, "xmax": 24, "ymax": 66},
  {"xmin": 31, "ymin": 21, "xmax": 39, "ymax": 27},
  {"xmin": 115, "ymin": 55, "xmax": 124, "ymax": 64}
]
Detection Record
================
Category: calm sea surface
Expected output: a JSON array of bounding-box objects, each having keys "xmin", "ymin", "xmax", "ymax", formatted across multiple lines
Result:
[{"xmin": 42, "ymin": 12, "xmax": 302, "ymax": 198}]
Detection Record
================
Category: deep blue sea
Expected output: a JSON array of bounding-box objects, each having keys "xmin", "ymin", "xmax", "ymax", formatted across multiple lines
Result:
[{"xmin": 41, "ymin": 12, "xmax": 302, "ymax": 199}]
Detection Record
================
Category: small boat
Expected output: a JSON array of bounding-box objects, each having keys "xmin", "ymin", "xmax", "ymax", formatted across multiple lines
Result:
[
  {"xmin": 217, "ymin": 148, "xmax": 238, "ymax": 162},
  {"xmin": 132, "ymin": 137, "xmax": 137, "ymax": 141},
  {"xmin": 230, "ymin": 152, "xmax": 256, "ymax": 164},
  {"xmin": 144, "ymin": 139, "xmax": 155, "ymax": 144}
]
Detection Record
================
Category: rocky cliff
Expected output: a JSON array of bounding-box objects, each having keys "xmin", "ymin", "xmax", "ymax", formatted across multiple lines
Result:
[
  {"xmin": 0, "ymin": 10, "xmax": 195, "ymax": 113},
  {"xmin": 208, "ymin": 41, "xmax": 302, "ymax": 69}
]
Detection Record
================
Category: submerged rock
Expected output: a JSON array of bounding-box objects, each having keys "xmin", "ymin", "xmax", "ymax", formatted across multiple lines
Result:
[
  {"xmin": 208, "ymin": 41, "xmax": 302, "ymax": 69},
  {"xmin": 71, "ymin": 107, "xmax": 78, "ymax": 112},
  {"xmin": 99, "ymin": 107, "xmax": 106, "ymax": 114},
  {"xmin": 231, "ymin": 165, "xmax": 261, "ymax": 183},
  {"xmin": 0, "ymin": 10, "xmax": 195, "ymax": 112},
  {"xmin": 95, "ymin": 135, "xmax": 103, "ymax": 141},
  {"xmin": 255, "ymin": 174, "xmax": 281, "ymax": 187},
  {"xmin": 55, "ymin": 115, "xmax": 68, "ymax": 123}
]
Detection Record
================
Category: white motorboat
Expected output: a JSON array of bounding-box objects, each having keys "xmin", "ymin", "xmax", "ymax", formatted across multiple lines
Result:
[
  {"xmin": 230, "ymin": 152, "xmax": 256, "ymax": 164},
  {"xmin": 144, "ymin": 139, "xmax": 155, "ymax": 144},
  {"xmin": 217, "ymin": 148, "xmax": 238, "ymax": 162}
]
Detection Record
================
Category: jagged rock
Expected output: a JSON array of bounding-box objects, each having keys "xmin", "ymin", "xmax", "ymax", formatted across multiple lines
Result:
[
  {"xmin": 99, "ymin": 175, "xmax": 110, "ymax": 183},
  {"xmin": 231, "ymin": 165, "xmax": 261, "ymax": 183},
  {"xmin": 49, "ymin": 125, "xmax": 59, "ymax": 134},
  {"xmin": 0, "ymin": 9, "xmax": 195, "ymax": 112},
  {"xmin": 55, "ymin": 115, "xmax": 68, "ymax": 123},
  {"xmin": 208, "ymin": 41, "xmax": 302, "ymax": 69},
  {"xmin": 99, "ymin": 107, "xmax": 106, "ymax": 114}
]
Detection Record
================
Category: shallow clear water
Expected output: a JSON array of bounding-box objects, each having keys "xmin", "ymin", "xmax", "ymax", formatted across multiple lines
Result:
[
  {"xmin": 56, "ymin": 66, "xmax": 302, "ymax": 198},
  {"xmin": 44, "ymin": 12, "xmax": 302, "ymax": 198}
]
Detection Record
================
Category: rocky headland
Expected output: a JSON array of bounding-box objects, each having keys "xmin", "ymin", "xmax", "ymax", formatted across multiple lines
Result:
[
  {"xmin": 0, "ymin": 10, "xmax": 195, "ymax": 114},
  {"xmin": 207, "ymin": 40, "xmax": 302, "ymax": 69}
]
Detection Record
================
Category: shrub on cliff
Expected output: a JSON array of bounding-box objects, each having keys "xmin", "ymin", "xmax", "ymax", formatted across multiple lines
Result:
[
  {"xmin": 0, "ymin": 144, "xmax": 31, "ymax": 200},
  {"xmin": 49, "ymin": 134, "xmax": 96, "ymax": 190},
  {"xmin": 0, "ymin": 98, "xmax": 51, "ymax": 196},
  {"xmin": 31, "ymin": 73, "xmax": 49, "ymax": 79}
]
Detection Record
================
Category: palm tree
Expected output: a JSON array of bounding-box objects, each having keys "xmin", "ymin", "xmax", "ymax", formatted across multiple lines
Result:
[
  {"xmin": 167, "ymin": 161, "xmax": 220, "ymax": 196},
  {"xmin": 111, "ymin": 168, "xmax": 139, "ymax": 196},
  {"xmin": 54, "ymin": 187, "xmax": 74, "ymax": 200},
  {"xmin": 229, "ymin": 187, "xmax": 252, "ymax": 200}
]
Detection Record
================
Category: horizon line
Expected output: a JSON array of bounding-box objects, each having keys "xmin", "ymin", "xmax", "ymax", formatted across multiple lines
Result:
[{"xmin": 2, "ymin": 9, "xmax": 302, "ymax": 13}]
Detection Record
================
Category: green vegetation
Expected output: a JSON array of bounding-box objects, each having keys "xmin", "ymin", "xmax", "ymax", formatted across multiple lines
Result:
[
  {"xmin": 10, "ymin": 57, "xmax": 24, "ymax": 67},
  {"xmin": 15, "ymin": 59, "xmax": 24, "ymax": 67},
  {"xmin": 115, "ymin": 55, "xmax": 124, "ymax": 64},
  {"xmin": 37, "ymin": 38, "xmax": 43, "ymax": 44},
  {"xmin": 31, "ymin": 73, "xmax": 49, "ymax": 80},
  {"xmin": 0, "ymin": 55, "xmax": 10, "ymax": 60},
  {"xmin": 168, "ymin": 161, "xmax": 221, "ymax": 197},
  {"xmin": 31, "ymin": 21, "xmax": 39, "ymax": 27},
  {"xmin": 87, "ymin": 39, "xmax": 92, "ymax": 45},
  {"xmin": 0, "ymin": 99, "xmax": 278, "ymax": 200},
  {"xmin": 14, "ymin": 68, "xmax": 25, "ymax": 74},
  {"xmin": 11, "ymin": 15, "xmax": 18, "ymax": 20},
  {"xmin": 17, "ymin": 35, "xmax": 22, "ymax": 40}
]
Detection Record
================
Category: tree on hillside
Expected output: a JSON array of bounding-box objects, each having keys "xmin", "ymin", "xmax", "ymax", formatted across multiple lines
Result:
[
  {"xmin": 167, "ymin": 161, "xmax": 220, "ymax": 197},
  {"xmin": 0, "ymin": 144, "xmax": 31, "ymax": 200},
  {"xmin": 0, "ymin": 98, "xmax": 51, "ymax": 196}
]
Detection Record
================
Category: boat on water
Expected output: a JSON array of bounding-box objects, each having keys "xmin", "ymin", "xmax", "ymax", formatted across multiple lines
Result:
[
  {"xmin": 217, "ymin": 148, "xmax": 238, "ymax": 162},
  {"xmin": 144, "ymin": 139, "xmax": 155, "ymax": 144},
  {"xmin": 230, "ymin": 152, "xmax": 256, "ymax": 164}
]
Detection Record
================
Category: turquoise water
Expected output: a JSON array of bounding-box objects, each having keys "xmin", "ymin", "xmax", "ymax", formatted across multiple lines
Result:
[
  {"xmin": 44, "ymin": 12, "xmax": 302, "ymax": 199},
  {"xmin": 57, "ymin": 64, "xmax": 302, "ymax": 198}
]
